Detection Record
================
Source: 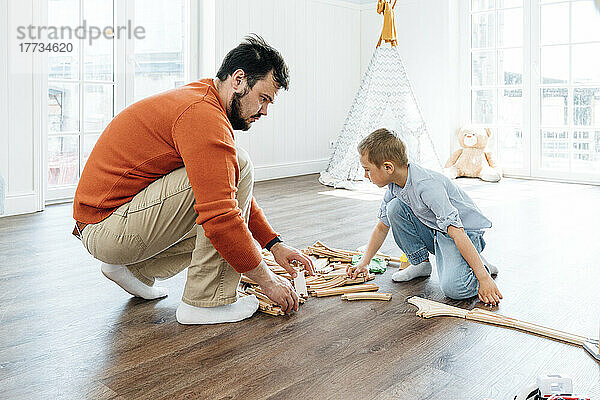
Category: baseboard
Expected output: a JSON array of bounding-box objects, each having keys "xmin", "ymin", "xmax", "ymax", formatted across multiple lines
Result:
[
  {"xmin": 0, "ymin": 160, "xmax": 330, "ymax": 216},
  {"xmin": 503, "ymin": 174, "xmax": 600, "ymax": 186},
  {"xmin": 1, "ymin": 193, "xmax": 42, "ymax": 217},
  {"xmin": 254, "ymin": 159, "xmax": 329, "ymax": 182}
]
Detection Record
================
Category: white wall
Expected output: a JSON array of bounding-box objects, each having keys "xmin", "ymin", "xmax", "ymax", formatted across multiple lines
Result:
[
  {"xmin": 360, "ymin": 0, "xmax": 462, "ymax": 161},
  {"xmin": 0, "ymin": 0, "xmax": 45, "ymax": 217},
  {"xmin": 213, "ymin": 0, "xmax": 363, "ymax": 181}
]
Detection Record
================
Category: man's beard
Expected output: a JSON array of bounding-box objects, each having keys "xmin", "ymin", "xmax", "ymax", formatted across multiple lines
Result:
[{"xmin": 229, "ymin": 92, "xmax": 260, "ymax": 131}]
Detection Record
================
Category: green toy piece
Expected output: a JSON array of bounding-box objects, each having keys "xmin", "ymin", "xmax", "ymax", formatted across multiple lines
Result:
[{"xmin": 352, "ymin": 254, "xmax": 387, "ymax": 273}]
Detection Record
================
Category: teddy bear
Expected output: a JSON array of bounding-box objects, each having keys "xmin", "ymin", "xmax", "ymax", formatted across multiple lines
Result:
[{"xmin": 443, "ymin": 125, "xmax": 502, "ymax": 182}]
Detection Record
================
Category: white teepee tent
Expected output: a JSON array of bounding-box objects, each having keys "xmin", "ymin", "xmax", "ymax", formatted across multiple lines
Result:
[{"xmin": 319, "ymin": 5, "xmax": 442, "ymax": 189}]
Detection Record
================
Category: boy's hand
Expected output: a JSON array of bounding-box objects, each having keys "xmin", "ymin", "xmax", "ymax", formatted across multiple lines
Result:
[
  {"xmin": 346, "ymin": 261, "xmax": 369, "ymax": 280},
  {"xmin": 477, "ymin": 275, "xmax": 502, "ymax": 306}
]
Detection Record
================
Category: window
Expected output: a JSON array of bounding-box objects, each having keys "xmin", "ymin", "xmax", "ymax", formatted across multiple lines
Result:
[
  {"xmin": 47, "ymin": 0, "xmax": 114, "ymax": 200},
  {"xmin": 538, "ymin": 0, "xmax": 600, "ymax": 177},
  {"xmin": 470, "ymin": 0, "xmax": 525, "ymax": 171},
  {"xmin": 46, "ymin": 0, "xmax": 192, "ymax": 202},
  {"xmin": 130, "ymin": 0, "xmax": 187, "ymax": 102},
  {"xmin": 467, "ymin": 0, "xmax": 600, "ymax": 183}
]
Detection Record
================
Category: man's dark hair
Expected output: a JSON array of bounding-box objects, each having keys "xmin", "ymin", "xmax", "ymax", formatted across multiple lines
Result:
[{"xmin": 216, "ymin": 34, "xmax": 289, "ymax": 90}]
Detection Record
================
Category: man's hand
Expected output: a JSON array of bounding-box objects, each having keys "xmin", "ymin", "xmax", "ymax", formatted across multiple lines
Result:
[
  {"xmin": 346, "ymin": 261, "xmax": 369, "ymax": 280},
  {"xmin": 244, "ymin": 261, "xmax": 299, "ymax": 314},
  {"xmin": 270, "ymin": 242, "xmax": 315, "ymax": 277},
  {"xmin": 259, "ymin": 273, "xmax": 299, "ymax": 314},
  {"xmin": 477, "ymin": 274, "xmax": 503, "ymax": 306}
]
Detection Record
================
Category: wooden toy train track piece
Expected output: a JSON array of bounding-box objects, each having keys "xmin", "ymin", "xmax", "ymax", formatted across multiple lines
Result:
[
  {"xmin": 325, "ymin": 268, "xmax": 353, "ymax": 277},
  {"xmin": 343, "ymin": 274, "xmax": 375, "ymax": 285},
  {"xmin": 307, "ymin": 241, "xmax": 404, "ymax": 264},
  {"xmin": 240, "ymin": 275, "xmax": 258, "ymax": 285},
  {"xmin": 238, "ymin": 283, "xmax": 306, "ymax": 317},
  {"xmin": 237, "ymin": 289, "xmax": 282, "ymax": 315},
  {"xmin": 306, "ymin": 272, "xmax": 374, "ymax": 291},
  {"xmin": 407, "ymin": 296, "xmax": 599, "ymax": 350},
  {"xmin": 305, "ymin": 276, "xmax": 328, "ymax": 285},
  {"xmin": 341, "ymin": 292, "xmax": 392, "ymax": 301},
  {"xmin": 306, "ymin": 275, "xmax": 347, "ymax": 292},
  {"xmin": 313, "ymin": 283, "xmax": 379, "ymax": 298}
]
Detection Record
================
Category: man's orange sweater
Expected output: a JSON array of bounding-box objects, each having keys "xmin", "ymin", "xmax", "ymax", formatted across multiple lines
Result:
[{"xmin": 73, "ymin": 79, "xmax": 277, "ymax": 273}]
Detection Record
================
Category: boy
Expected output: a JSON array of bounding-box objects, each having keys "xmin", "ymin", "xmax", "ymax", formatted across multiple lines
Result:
[{"xmin": 347, "ymin": 128, "xmax": 502, "ymax": 306}]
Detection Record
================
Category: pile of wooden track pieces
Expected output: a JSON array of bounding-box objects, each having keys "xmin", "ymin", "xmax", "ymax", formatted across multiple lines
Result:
[
  {"xmin": 305, "ymin": 240, "xmax": 405, "ymax": 264},
  {"xmin": 237, "ymin": 285, "xmax": 306, "ymax": 316},
  {"xmin": 238, "ymin": 250, "xmax": 306, "ymax": 316},
  {"xmin": 239, "ymin": 241, "xmax": 394, "ymax": 316}
]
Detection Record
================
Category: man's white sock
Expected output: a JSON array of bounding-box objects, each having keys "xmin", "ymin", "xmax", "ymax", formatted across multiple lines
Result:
[
  {"xmin": 392, "ymin": 260, "xmax": 432, "ymax": 282},
  {"xmin": 101, "ymin": 263, "xmax": 168, "ymax": 300},
  {"xmin": 176, "ymin": 295, "xmax": 259, "ymax": 325}
]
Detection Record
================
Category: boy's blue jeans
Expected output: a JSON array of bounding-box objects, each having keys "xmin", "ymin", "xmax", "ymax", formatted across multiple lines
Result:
[{"xmin": 387, "ymin": 198, "xmax": 486, "ymax": 300}]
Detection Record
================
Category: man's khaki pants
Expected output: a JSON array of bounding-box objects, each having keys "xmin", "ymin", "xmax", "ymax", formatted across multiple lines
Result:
[{"xmin": 81, "ymin": 148, "xmax": 254, "ymax": 307}]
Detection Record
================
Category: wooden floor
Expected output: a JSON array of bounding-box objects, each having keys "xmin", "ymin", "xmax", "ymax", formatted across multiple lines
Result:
[{"xmin": 0, "ymin": 174, "xmax": 599, "ymax": 399}]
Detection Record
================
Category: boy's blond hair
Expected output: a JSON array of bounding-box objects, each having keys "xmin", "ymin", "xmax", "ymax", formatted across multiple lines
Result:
[{"xmin": 357, "ymin": 128, "xmax": 408, "ymax": 167}]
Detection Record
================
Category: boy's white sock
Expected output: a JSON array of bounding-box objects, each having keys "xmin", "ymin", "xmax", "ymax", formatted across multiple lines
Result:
[
  {"xmin": 392, "ymin": 260, "xmax": 432, "ymax": 282},
  {"xmin": 101, "ymin": 263, "xmax": 168, "ymax": 300},
  {"xmin": 176, "ymin": 295, "xmax": 259, "ymax": 325},
  {"xmin": 480, "ymin": 255, "xmax": 498, "ymax": 275}
]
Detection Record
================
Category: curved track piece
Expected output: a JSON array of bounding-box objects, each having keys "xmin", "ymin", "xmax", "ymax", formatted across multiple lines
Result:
[{"xmin": 407, "ymin": 296, "xmax": 596, "ymax": 347}]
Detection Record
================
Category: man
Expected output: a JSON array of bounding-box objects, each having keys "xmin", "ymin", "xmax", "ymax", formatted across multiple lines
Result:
[{"xmin": 73, "ymin": 35, "xmax": 313, "ymax": 325}]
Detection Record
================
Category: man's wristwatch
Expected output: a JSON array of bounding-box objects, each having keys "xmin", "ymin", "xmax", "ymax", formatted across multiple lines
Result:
[{"xmin": 265, "ymin": 236, "xmax": 282, "ymax": 251}]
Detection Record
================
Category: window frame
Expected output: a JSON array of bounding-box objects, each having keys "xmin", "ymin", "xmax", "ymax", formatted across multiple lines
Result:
[
  {"xmin": 531, "ymin": 0, "xmax": 600, "ymax": 184},
  {"xmin": 44, "ymin": 0, "xmax": 199, "ymax": 204},
  {"xmin": 462, "ymin": 0, "xmax": 531, "ymax": 178},
  {"xmin": 46, "ymin": 0, "xmax": 116, "ymax": 202}
]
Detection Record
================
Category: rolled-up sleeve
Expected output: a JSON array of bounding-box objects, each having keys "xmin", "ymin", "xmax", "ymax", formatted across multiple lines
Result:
[
  {"xmin": 378, "ymin": 186, "xmax": 394, "ymax": 227},
  {"xmin": 419, "ymin": 182, "xmax": 463, "ymax": 232}
]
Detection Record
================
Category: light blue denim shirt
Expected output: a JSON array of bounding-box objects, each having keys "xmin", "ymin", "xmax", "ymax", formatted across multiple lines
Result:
[{"xmin": 378, "ymin": 163, "xmax": 492, "ymax": 232}]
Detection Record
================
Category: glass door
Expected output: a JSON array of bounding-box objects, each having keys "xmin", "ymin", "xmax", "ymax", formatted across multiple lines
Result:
[
  {"xmin": 532, "ymin": 0, "xmax": 600, "ymax": 183},
  {"xmin": 46, "ymin": 0, "xmax": 194, "ymax": 203},
  {"xmin": 470, "ymin": 0, "xmax": 529, "ymax": 176},
  {"xmin": 468, "ymin": 0, "xmax": 600, "ymax": 184},
  {"xmin": 127, "ymin": 0, "xmax": 188, "ymax": 105},
  {"xmin": 47, "ymin": 0, "xmax": 115, "ymax": 201}
]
